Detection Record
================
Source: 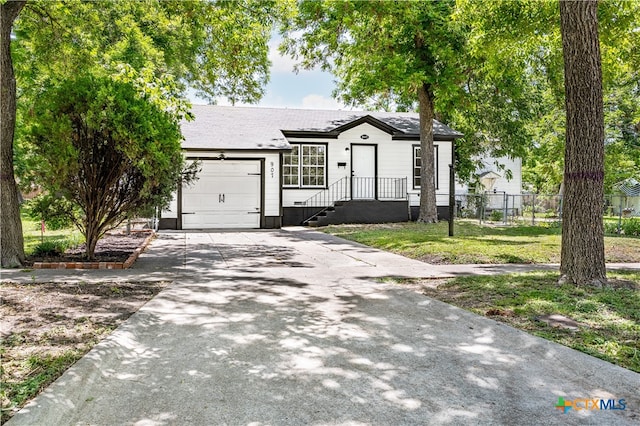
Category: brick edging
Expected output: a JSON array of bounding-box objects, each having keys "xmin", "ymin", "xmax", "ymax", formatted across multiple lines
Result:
[{"xmin": 33, "ymin": 231, "xmax": 156, "ymax": 270}]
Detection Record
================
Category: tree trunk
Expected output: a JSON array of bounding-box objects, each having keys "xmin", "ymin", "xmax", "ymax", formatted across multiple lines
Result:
[
  {"xmin": 417, "ymin": 83, "xmax": 438, "ymax": 223},
  {"xmin": 85, "ymin": 230, "xmax": 99, "ymax": 261},
  {"xmin": 559, "ymin": 0, "xmax": 606, "ymax": 286},
  {"xmin": 1, "ymin": 1, "xmax": 26, "ymax": 268}
]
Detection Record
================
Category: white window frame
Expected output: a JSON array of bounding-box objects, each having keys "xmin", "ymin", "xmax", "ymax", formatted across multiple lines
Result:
[
  {"xmin": 413, "ymin": 145, "xmax": 439, "ymax": 190},
  {"xmin": 283, "ymin": 145, "xmax": 300, "ymax": 187},
  {"xmin": 284, "ymin": 143, "xmax": 326, "ymax": 188}
]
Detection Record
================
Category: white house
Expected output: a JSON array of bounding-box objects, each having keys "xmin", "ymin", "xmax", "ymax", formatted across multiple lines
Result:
[
  {"xmin": 454, "ymin": 156, "xmax": 523, "ymax": 214},
  {"xmin": 160, "ymin": 105, "xmax": 464, "ymax": 229}
]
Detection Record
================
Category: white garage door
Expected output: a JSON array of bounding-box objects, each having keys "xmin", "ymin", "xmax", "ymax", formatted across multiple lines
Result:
[{"xmin": 182, "ymin": 160, "xmax": 261, "ymax": 229}]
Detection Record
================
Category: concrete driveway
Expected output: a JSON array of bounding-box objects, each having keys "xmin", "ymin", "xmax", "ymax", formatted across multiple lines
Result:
[{"xmin": 6, "ymin": 229, "xmax": 640, "ymax": 425}]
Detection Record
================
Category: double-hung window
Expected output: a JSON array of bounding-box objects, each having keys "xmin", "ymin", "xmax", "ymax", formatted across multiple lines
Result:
[
  {"xmin": 413, "ymin": 145, "xmax": 439, "ymax": 189},
  {"xmin": 283, "ymin": 144, "xmax": 326, "ymax": 188}
]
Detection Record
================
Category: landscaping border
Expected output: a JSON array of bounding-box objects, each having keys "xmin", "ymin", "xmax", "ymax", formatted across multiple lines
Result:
[{"xmin": 32, "ymin": 231, "xmax": 155, "ymax": 270}]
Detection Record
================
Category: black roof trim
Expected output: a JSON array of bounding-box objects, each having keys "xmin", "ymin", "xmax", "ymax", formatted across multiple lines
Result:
[
  {"xmin": 183, "ymin": 147, "xmax": 291, "ymax": 153},
  {"xmin": 281, "ymin": 130, "xmax": 340, "ymax": 139},
  {"xmin": 331, "ymin": 115, "xmax": 400, "ymax": 136},
  {"xmin": 391, "ymin": 134, "xmax": 420, "ymax": 141},
  {"xmin": 392, "ymin": 135, "xmax": 458, "ymax": 141}
]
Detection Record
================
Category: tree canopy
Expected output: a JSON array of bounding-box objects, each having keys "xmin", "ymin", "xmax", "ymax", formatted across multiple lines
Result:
[
  {"xmin": 281, "ymin": 0, "xmax": 544, "ymax": 196},
  {"xmin": 14, "ymin": 0, "xmax": 281, "ymax": 103},
  {"xmin": 456, "ymin": 0, "xmax": 640, "ymax": 194},
  {"xmin": 281, "ymin": 0, "xmax": 468, "ymax": 222},
  {"xmin": 2, "ymin": 0, "xmax": 285, "ymax": 266}
]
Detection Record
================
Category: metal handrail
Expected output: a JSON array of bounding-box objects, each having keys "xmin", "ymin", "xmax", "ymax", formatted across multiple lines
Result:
[
  {"xmin": 301, "ymin": 177, "xmax": 408, "ymax": 224},
  {"xmin": 301, "ymin": 177, "xmax": 350, "ymax": 224},
  {"xmin": 352, "ymin": 177, "xmax": 407, "ymax": 200}
]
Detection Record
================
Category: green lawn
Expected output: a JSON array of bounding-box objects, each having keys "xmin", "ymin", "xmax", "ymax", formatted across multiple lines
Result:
[
  {"xmin": 324, "ymin": 221, "xmax": 640, "ymax": 264},
  {"xmin": 407, "ymin": 271, "xmax": 640, "ymax": 373},
  {"xmin": 21, "ymin": 211, "xmax": 82, "ymax": 256}
]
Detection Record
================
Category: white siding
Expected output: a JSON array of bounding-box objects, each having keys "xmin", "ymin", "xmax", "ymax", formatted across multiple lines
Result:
[
  {"xmin": 454, "ymin": 155, "xmax": 523, "ymax": 211},
  {"xmin": 456, "ymin": 156, "xmax": 522, "ymax": 195},
  {"xmin": 262, "ymin": 153, "xmax": 281, "ymax": 216},
  {"xmin": 162, "ymin": 150, "xmax": 281, "ymax": 220},
  {"xmin": 282, "ymin": 122, "xmax": 453, "ymax": 207}
]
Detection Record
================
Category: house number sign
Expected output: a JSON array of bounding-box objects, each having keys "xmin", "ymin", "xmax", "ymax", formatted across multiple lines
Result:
[{"xmin": 270, "ymin": 161, "xmax": 275, "ymax": 178}]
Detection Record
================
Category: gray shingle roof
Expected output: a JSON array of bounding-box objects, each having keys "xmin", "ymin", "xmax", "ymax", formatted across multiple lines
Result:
[
  {"xmin": 617, "ymin": 178, "xmax": 640, "ymax": 196},
  {"xmin": 181, "ymin": 105, "xmax": 463, "ymax": 150}
]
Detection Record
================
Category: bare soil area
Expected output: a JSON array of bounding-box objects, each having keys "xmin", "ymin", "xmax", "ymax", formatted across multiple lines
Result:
[{"xmin": 0, "ymin": 280, "xmax": 168, "ymax": 422}]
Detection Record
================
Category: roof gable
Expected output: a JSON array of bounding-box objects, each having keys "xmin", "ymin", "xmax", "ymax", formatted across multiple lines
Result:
[
  {"xmin": 282, "ymin": 115, "xmax": 401, "ymax": 139},
  {"xmin": 181, "ymin": 105, "xmax": 463, "ymax": 150},
  {"xmin": 331, "ymin": 115, "xmax": 399, "ymax": 135}
]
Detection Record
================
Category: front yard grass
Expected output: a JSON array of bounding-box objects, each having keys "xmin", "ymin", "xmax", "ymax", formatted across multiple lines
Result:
[
  {"xmin": 401, "ymin": 271, "xmax": 640, "ymax": 373},
  {"xmin": 324, "ymin": 221, "xmax": 640, "ymax": 264},
  {"xmin": 21, "ymin": 211, "xmax": 82, "ymax": 256}
]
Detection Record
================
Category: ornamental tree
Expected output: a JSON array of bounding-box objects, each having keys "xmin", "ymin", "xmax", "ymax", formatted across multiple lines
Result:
[
  {"xmin": 2, "ymin": 0, "xmax": 285, "ymax": 266},
  {"xmin": 28, "ymin": 75, "xmax": 187, "ymax": 259}
]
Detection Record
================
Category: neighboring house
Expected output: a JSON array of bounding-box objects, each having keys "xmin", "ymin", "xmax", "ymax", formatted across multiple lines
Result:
[
  {"xmin": 161, "ymin": 105, "xmax": 463, "ymax": 229},
  {"xmin": 455, "ymin": 156, "xmax": 523, "ymax": 213},
  {"xmin": 611, "ymin": 178, "xmax": 640, "ymax": 217}
]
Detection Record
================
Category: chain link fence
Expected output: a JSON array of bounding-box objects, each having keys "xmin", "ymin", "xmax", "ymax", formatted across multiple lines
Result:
[{"xmin": 445, "ymin": 192, "xmax": 640, "ymax": 230}]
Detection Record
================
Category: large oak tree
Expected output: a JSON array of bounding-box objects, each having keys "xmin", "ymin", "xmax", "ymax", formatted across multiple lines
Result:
[
  {"xmin": 281, "ymin": 0, "xmax": 466, "ymax": 222},
  {"xmin": 457, "ymin": 0, "xmax": 638, "ymax": 285},
  {"xmin": 559, "ymin": 0, "xmax": 606, "ymax": 286},
  {"xmin": 1, "ymin": 1, "xmax": 26, "ymax": 267}
]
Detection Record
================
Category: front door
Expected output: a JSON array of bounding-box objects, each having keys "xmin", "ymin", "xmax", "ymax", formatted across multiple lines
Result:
[{"xmin": 351, "ymin": 144, "xmax": 376, "ymax": 199}]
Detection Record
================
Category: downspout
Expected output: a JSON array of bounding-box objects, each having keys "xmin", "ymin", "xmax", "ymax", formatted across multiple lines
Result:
[{"xmin": 449, "ymin": 139, "xmax": 456, "ymax": 237}]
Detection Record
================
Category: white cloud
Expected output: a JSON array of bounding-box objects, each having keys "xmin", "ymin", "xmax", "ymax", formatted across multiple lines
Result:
[
  {"xmin": 301, "ymin": 94, "xmax": 348, "ymax": 110},
  {"xmin": 268, "ymin": 38, "xmax": 299, "ymax": 74}
]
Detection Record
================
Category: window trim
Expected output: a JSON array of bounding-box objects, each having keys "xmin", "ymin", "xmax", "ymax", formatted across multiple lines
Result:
[
  {"xmin": 282, "ymin": 145, "xmax": 300, "ymax": 188},
  {"xmin": 283, "ymin": 143, "xmax": 328, "ymax": 189},
  {"xmin": 412, "ymin": 144, "xmax": 439, "ymax": 190}
]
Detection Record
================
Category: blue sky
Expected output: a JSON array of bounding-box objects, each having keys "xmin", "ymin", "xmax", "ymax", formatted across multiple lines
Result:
[{"xmin": 194, "ymin": 36, "xmax": 358, "ymax": 110}]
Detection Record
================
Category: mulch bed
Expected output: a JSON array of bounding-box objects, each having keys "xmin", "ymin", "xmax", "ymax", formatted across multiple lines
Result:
[{"xmin": 25, "ymin": 231, "xmax": 154, "ymax": 269}]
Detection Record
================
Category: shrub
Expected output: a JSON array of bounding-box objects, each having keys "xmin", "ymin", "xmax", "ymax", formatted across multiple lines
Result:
[
  {"xmin": 605, "ymin": 218, "xmax": 640, "ymax": 236},
  {"xmin": 604, "ymin": 222, "xmax": 620, "ymax": 235},
  {"xmin": 489, "ymin": 210, "xmax": 504, "ymax": 222},
  {"xmin": 622, "ymin": 218, "xmax": 640, "ymax": 236},
  {"xmin": 25, "ymin": 194, "xmax": 75, "ymax": 231},
  {"xmin": 32, "ymin": 240, "xmax": 69, "ymax": 257}
]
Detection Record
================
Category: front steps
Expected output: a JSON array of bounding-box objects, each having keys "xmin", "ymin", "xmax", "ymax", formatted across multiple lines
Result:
[{"xmin": 306, "ymin": 200, "xmax": 409, "ymax": 227}]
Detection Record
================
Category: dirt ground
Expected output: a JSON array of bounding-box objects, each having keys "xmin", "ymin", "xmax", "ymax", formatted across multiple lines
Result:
[{"xmin": 0, "ymin": 280, "xmax": 168, "ymax": 422}]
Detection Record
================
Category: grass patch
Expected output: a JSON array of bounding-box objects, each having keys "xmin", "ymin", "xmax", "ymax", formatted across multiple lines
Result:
[
  {"xmin": 409, "ymin": 271, "xmax": 640, "ymax": 372},
  {"xmin": 324, "ymin": 221, "xmax": 640, "ymax": 264},
  {"xmin": 1, "ymin": 350, "xmax": 87, "ymax": 414},
  {"xmin": 21, "ymin": 209, "xmax": 82, "ymax": 256}
]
